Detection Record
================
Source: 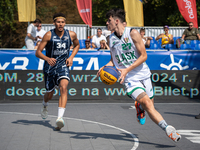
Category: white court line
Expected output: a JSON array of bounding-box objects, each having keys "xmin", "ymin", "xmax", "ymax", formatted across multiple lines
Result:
[{"xmin": 0, "ymin": 111, "xmax": 139, "ymax": 150}]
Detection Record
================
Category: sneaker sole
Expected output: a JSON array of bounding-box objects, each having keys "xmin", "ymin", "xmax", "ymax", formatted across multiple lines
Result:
[
  {"xmin": 55, "ymin": 121, "xmax": 64, "ymax": 130},
  {"xmin": 166, "ymin": 126, "xmax": 181, "ymax": 142}
]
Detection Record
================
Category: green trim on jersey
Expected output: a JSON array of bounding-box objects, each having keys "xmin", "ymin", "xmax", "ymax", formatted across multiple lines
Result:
[
  {"xmin": 126, "ymin": 87, "xmax": 146, "ymax": 97},
  {"xmin": 150, "ymin": 95, "xmax": 154, "ymax": 99}
]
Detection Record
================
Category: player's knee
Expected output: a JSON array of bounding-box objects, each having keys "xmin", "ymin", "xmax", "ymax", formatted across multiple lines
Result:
[
  {"xmin": 141, "ymin": 99, "xmax": 154, "ymax": 111},
  {"xmin": 59, "ymin": 85, "xmax": 67, "ymax": 93},
  {"xmin": 45, "ymin": 91, "xmax": 54, "ymax": 100}
]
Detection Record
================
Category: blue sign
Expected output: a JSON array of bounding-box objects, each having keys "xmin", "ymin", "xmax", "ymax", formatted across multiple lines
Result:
[{"xmin": 0, "ymin": 50, "xmax": 200, "ymax": 70}]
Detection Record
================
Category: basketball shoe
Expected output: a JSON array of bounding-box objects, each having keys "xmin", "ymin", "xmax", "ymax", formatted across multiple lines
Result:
[
  {"xmin": 41, "ymin": 106, "xmax": 48, "ymax": 119},
  {"xmin": 55, "ymin": 117, "xmax": 65, "ymax": 130},
  {"xmin": 135, "ymin": 101, "xmax": 146, "ymax": 125},
  {"xmin": 165, "ymin": 125, "xmax": 181, "ymax": 142}
]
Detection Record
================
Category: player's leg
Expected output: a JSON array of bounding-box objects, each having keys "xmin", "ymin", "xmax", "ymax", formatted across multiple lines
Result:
[
  {"xmin": 55, "ymin": 78, "xmax": 69, "ymax": 130},
  {"xmin": 41, "ymin": 91, "xmax": 54, "ymax": 119},
  {"xmin": 25, "ymin": 39, "xmax": 35, "ymax": 49},
  {"xmin": 41, "ymin": 72, "xmax": 55, "ymax": 119},
  {"xmin": 136, "ymin": 93, "xmax": 181, "ymax": 142}
]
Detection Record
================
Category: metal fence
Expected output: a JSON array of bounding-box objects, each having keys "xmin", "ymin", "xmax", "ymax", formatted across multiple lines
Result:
[{"xmin": 42, "ymin": 24, "xmax": 190, "ymax": 40}]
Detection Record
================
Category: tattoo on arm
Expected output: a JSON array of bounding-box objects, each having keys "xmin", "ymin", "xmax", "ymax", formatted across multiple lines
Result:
[{"xmin": 137, "ymin": 92, "xmax": 147, "ymax": 101}]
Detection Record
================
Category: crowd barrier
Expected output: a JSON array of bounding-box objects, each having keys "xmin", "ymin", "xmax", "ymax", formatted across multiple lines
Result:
[{"xmin": 42, "ymin": 24, "xmax": 190, "ymax": 40}]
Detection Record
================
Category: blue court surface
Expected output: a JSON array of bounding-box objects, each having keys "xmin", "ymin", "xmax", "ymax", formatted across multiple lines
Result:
[{"xmin": 0, "ymin": 102, "xmax": 199, "ymax": 150}]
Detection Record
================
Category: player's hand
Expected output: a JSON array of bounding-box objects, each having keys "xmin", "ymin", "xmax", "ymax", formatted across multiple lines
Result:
[
  {"xmin": 117, "ymin": 68, "xmax": 128, "ymax": 84},
  {"xmin": 66, "ymin": 57, "xmax": 73, "ymax": 66},
  {"xmin": 97, "ymin": 66, "xmax": 106, "ymax": 77},
  {"xmin": 37, "ymin": 36, "xmax": 42, "ymax": 39},
  {"xmin": 47, "ymin": 58, "xmax": 56, "ymax": 66}
]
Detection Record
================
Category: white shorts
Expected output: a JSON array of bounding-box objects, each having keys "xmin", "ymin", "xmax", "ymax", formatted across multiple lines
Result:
[
  {"xmin": 124, "ymin": 77, "xmax": 154, "ymax": 100},
  {"xmin": 25, "ymin": 39, "xmax": 35, "ymax": 49}
]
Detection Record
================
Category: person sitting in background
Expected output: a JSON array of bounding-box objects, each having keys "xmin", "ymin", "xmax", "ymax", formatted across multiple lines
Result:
[
  {"xmin": 102, "ymin": 25, "xmax": 111, "ymax": 38},
  {"xmin": 140, "ymin": 28, "xmax": 152, "ymax": 48},
  {"xmin": 85, "ymin": 39, "xmax": 94, "ymax": 50},
  {"xmin": 156, "ymin": 25, "xmax": 174, "ymax": 48},
  {"xmin": 181, "ymin": 22, "xmax": 200, "ymax": 44},
  {"xmin": 34, "ymin": 23, "xmax": 46, "ymax": 49},
  {"xmin": 34, "ymin": 41, "xmax": 41, "ymax": 49},
  {"xmin": 98, "ymin": 40, "xmax": 110, "ymax": 50},
  {"xmin": 123, "ymin": 21, "xmax": 127, "ymax": 27},
  {"xmin": 92, "ymin": 28, "xmax": 107, "ymax": 49}
]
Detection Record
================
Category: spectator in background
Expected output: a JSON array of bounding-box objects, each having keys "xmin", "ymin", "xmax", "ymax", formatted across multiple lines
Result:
[
  {"xmin": 98, "ymin": 40, "xmax": 110, "ymax": 50},
  {"xmin": 106, "ymin": 30, "xmax": 114, "ymax": 46},
  {"xmin": 140, "ymin": 28, "xmax": 152, "ymax": 48},
  {"xmin": 181, "ymin": 22, "xmax": 200, "ymax": 44},
  {"xmin": 102, "ymin": 25, "xmax": 111, "ymax": 38},
  {"xmin": 123, "ymin": 21, "xmax": 127, "ymax": 27},
  {"xmin": 25, "ymin": 19, "xmax": 41, "ymax": 49},
  {"xmin": 156, "ymin": 25, "xmax": 174, "ymax": 48},
  {"xmin": 92, "ymin": 28, "xmax": 107, "ymax": 49},
  {"xmin": 34, "ymin": 23, "xmax": 46, "ymax": 49},
  {"xmin": 85, "ymin": 39, "xmax": 94, "ymax": 50}
]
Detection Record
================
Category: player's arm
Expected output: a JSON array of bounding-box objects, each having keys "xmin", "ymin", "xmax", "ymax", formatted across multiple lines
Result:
[
  {"xmin": 155, "ymin": 33, "xmax": 163, "ymax": 40},
  {"xmin": 35, "ymin": 31, "xmax": 57, "ymax": 66},
  {"xmin": 27, "ymin": 33, "xmax": 37, "ymax": 41},
  {"xmin": 197, "ymin": 33, "xmax": 200, "ymax": 40},
  {"xmin": 67, "ymin": 31, "xmax": 80, "ymax": 66},
  {"xmin": 118, "ymin": 29, "xmax": 147, "ymax": 84}
]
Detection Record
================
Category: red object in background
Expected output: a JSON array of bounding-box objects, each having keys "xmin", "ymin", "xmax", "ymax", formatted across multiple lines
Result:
[
  {"xmin": 176, "ymin": 0, "xmax": 198, "ymax": 28},
  {"xmin": 76, "ymin": 0, "xmax": 92, "ymax": 27}
]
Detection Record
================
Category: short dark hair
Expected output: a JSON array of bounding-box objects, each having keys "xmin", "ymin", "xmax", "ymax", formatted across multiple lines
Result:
[
  {"xmin": 97, "ymin": 28, "xmax": 102, "ymax": 31},
  {"xmin": 140, "ymin": 28, "xmax": 145, "ymax": 32},
  {"xmin": 53, "ymin": 13, "xmax": 66, "ymax": 22},
  {"xmin": 34, "ymin": 19, "xmax": 41, "ymax": 23},
  {"xmin": 106, "ymin": 8, "xmax": 125, "ymax": 23}
]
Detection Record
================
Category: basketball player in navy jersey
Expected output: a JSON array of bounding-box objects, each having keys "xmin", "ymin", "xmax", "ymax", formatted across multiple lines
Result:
[
  {"xmin": 35, "ymin": 13, "xmax": 79, "ymax": 130},
  {"xmin": 97, "ymin": 8, "xmax": 181, "ymax": 142}
]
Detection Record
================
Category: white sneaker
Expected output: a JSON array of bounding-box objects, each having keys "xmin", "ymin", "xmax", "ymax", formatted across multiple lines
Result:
[
  {"xmin": 41, "ymin": 106, "xmax": 48, "ymax": 119},
  {"xmin": 165, "ymin": 125, "xmax": 181, "ymax": 142},
  {"xmin": 55, "ymin": 117, "xmax": 65, "ymax": 130}
]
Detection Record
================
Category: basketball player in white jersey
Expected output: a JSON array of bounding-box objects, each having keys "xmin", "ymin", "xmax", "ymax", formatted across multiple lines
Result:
[{"xmin": 97, "ymin": 8, "xmax": 181, "ymax": 142}]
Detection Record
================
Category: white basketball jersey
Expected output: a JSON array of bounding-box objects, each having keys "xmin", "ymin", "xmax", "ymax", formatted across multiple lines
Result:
[{"xmin": 109, "ymin": 27, "xmax": 151, "ymax": 82}]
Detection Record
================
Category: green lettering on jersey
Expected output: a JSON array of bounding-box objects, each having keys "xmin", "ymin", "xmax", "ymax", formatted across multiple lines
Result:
[
  {"xmin": 121, "ymin": 53, "xmax": 128, "ymax": 62},
  {"xmin": 115, "ymin": 51, "xmax": 136, "ymax": 66},
  {"xmin": 115, "ymin": 55, "xmax": 121, "ymax": 63},
  {"xmin": 125, "ymin": 52, "xmax": 131, "ymax": 60},
  {"xmin": 130, "ymin": 51, "xmax": 137, "ymax": 59},
  {"xmin": 122, "ymin": 43, "xmax": 132, "ymax": 50}
]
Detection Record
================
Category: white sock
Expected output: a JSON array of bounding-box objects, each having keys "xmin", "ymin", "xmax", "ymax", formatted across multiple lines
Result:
[
  {"xmin": 43, "ymin": 99, "xmax": 48, "ymax": 107},
  {"xmin": 158, "ymin": 120, "xmax": 168, "ymax": 130},
  {"xmin": 58, "ymin": 107, "xmax": 65, "ymax": 118}
]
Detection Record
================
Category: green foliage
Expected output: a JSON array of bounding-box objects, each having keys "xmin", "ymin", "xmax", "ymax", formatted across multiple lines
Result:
[
  {"xmin": 0, "ymin": 0, "xmax": 17, "ymax": 30},
  {"xmin": 92, "ymin": 0, "xmax": 124, "ymax": 26},
  {"xmin": 1, "ymin": 0, "xmax": 200, "ymax": 48},
  {"xmin": 0, "ymin": 0, "xmax": 18, "ymax": 47},
  {"xmin": 143, "ymin": 0, "xmax": 200, "ymax": 26}
]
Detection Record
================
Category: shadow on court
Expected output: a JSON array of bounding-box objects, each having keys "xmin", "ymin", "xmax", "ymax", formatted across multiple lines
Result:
[
  {"xmin": 11, "ymin": 119, "xmax": 177, "ymax": 148},
  {"xmin": 12, "ymin": 119, "xmax": 135, "ymax": 142},
  {"xmin": 164, "ymin": 112, "xmax": 196, "ymax": 117}
]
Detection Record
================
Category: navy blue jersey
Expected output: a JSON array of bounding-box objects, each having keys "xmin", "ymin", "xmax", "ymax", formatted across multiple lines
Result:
[{"xmin": 44, "ymin": 29, "xmax": 72, "ymax": 73}]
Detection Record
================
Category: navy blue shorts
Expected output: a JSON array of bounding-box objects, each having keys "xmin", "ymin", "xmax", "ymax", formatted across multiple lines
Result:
[{"xmin": 44, "ymin": 65, "xmax": 70, "ymax": 92}]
